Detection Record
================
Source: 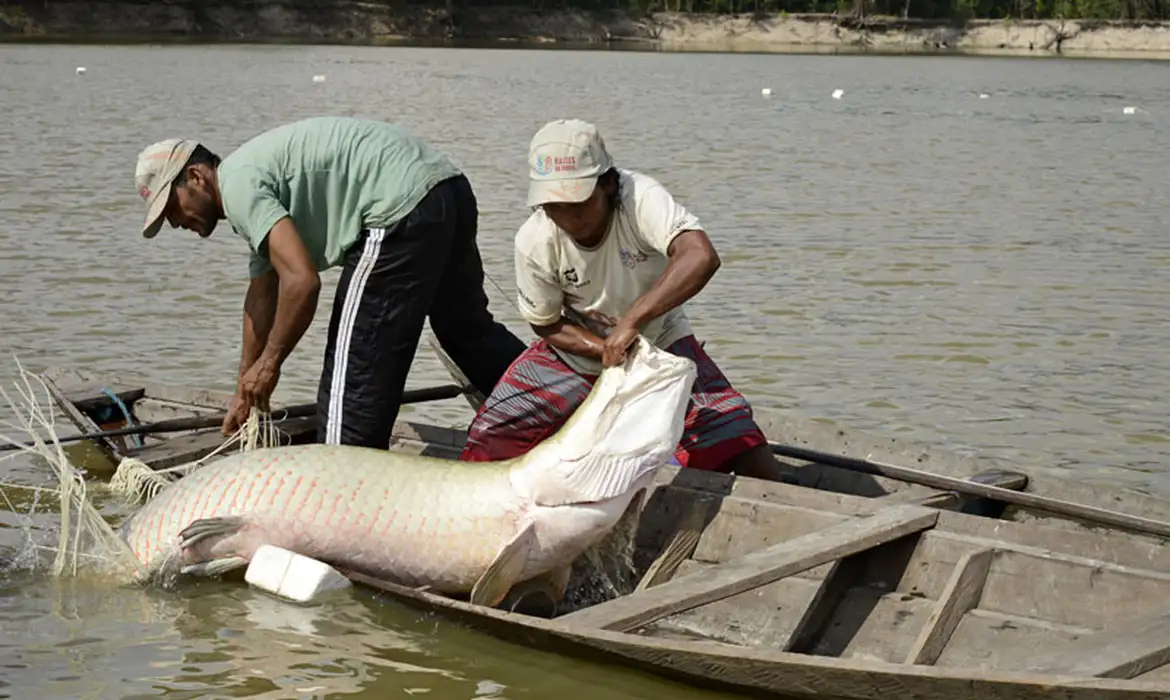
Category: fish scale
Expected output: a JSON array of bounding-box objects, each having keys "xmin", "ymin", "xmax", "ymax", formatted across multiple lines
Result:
[{"xmin": 121, "ymin": 445, "xmax": 526, "ymax": 589}]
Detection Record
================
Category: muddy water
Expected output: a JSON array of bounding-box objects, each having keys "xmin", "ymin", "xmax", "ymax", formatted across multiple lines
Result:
[{"xmin": 1, "ymin": 43, "xmax": 1168, "ymax": 698}]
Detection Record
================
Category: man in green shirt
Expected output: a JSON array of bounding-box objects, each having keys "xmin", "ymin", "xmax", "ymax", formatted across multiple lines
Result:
[{"xmin": 133, "ymin": 117, "xmax": 526, "ymax": 448}]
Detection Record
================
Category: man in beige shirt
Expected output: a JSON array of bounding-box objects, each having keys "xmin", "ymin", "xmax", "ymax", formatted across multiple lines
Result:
[{"xmin": 459, "ymin": 119, "xmax": 787, "ymax": 482}]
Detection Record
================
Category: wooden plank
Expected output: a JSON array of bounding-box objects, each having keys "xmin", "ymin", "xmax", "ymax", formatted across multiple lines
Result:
[
  {"xmin": 1017, "ymin": 611, "xmax": 1170, "ymax": 679},
  {"xmin": 904, "ymin": 548, "xmax": 995, "ymax": 666},
  {"xmin": 654, "ymin": 473, "xmax": 1170, "ymax": 578},
  {"xmin": 635, "ymin": 495, "xmax": 719, "ymax": 591},
  {"xmin": 42, "ymin": 372, "xmax": 103, "ymax": 434},
  {"xmin": 888, "ymin": 470, "xmax": 1028, "ymax": 512},
  {"xmin": 557, "ymin": 505, "xmax": 940, "ymax": 633},
  {"xmin": 136, "ymin": 380, "xmax": 234, "ymax": 411},
  {"xmin": 126, "ymin": 430, "xmax": 236, "ymax": 470},
  {"xmin": 64, "ymin": 384, "xmax": 146, "ymax": 413},
  {"xmin": 777, "ymin": 529, "xmax": 922, "ymax": 657},
  {"xmin": 40, "ymin": 370, "xmax": 139, "ymax": 465},
  {"xmin": 782, "ymin": 553, "xmax": 870, "ymax": 654},
  {"xmin": 771, "ymin": 442, "xmax": 1170, "ymax": 540},
  {"xmin": 754, "ymin": 406, "xmax": 1170, "ymax": 534},
  {"xmin": 127, "ymin": 417, "xmax": 318, "ymax": 470},
  {"xmin": 889, "ymin": 530, "xmax": 1170, "ymax": 640}
]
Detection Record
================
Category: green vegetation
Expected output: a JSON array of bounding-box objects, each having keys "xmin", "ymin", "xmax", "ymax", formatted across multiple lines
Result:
[
  {"xmin": 3, "ymin": 0, "xmax": 1168, "ymax": 42},
  {"xmin": 463, "ymin": 0, "xmax": 1169, "ymax": 22}
]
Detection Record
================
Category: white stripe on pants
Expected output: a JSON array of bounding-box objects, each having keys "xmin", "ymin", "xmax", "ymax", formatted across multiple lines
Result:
[{"xmin": 325, "ymin": 227, "xmax": 386, "ymax": 445}]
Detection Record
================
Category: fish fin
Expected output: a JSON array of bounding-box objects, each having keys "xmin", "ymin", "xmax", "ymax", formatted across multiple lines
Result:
[
  {"xmin": 546, "ymin": 562, "xmax": 573, "ymax": 601},
  {"xmin": 470, "ymin": 523, "xmax": 537, "ymax": 608},
  {"xmin": 506, "ymin": 564, "xmax": 573, "ymax": 605},
  {"xmin": 519, "ymin": 450, "xmax": 665, "ymax": 507},
  {"xmin": 177, "ymin": 516, "xmax": 247, "ymax": 550},
  {"xmin": 498, "ymin": 564, "xmax": 572, "ymax": 618},
  {"xmin": 181, "ymin": 556, "xmax": 249, "ymax": 578}
]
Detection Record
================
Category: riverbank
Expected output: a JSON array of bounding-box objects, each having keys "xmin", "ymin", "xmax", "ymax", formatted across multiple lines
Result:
[{"xmin": 3, "ymin": 0, "xmax": 1170, "ymax": 58}]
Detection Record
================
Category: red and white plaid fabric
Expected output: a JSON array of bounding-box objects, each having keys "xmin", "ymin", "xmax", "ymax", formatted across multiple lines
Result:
[{"xmin": 458, "ymin": 335, "xmax": 766, "ymax": 471}]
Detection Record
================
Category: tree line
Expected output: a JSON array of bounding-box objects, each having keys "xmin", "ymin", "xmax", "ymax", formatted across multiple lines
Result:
[{"xmin": 449, "ymin": 0, "xmax": 1170, "ymax": 22}]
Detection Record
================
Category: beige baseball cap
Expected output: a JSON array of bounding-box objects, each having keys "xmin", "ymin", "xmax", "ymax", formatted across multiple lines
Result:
[
  {"xmin": 526, "ymin": 119, "xmax": 614, "ymax": 207},
  {"xmin": 135, "ymin": 138, "xmax": 199, "ymax": 238}
]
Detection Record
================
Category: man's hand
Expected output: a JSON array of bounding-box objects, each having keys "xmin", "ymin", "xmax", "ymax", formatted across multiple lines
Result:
[
  {"xmin": 221, "ymin": 358, "xmax": 281, "ymax": 435},
  {"xmin": 602, "ymin": 320, "xmax": 639, "ymax": 367},
  {"xmin": 221, "ymin": 393, "xmax": 251, "ymax": 436},
  {"xmin": 239, "ymin": 357, "xmax": 281, "ymax": 412}
]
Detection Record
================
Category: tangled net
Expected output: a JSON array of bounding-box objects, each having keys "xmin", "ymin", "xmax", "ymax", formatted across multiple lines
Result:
[
  {"xmin": 0, "ymin": 361, "xmax": 282, "ymax": 580},
  {"xmin": 107, "ymin": 399, "xmax": 286, "ymax": 505}
]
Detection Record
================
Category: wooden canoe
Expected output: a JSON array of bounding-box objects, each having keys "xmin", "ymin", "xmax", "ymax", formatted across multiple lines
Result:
[{"xmin": 37, "ymin": 365, "xmax": 1170, "ymax": 698}]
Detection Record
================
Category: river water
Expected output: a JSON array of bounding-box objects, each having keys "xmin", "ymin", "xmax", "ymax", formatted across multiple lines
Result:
[{"xmin": 0, "ymin": 42, "xmax": 1168, "ymax": 698}]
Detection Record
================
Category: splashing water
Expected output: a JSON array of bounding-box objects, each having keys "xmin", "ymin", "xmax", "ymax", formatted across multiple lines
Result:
[
  {"xmin": 0, "ymin": 361, "xmax": 139, "ymax": 579},
  {"xmin": 560, "ymin": 493, "xmax": 644, "ymax": 614},
  {"xmin": 0, "ymin": 360, "xmax": 283, "ymax": 580}
]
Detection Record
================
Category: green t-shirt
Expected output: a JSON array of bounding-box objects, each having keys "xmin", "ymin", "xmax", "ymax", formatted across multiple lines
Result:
[{"xmin": 217, "ymin": 117, "xmax": 463, "ymax": 278}]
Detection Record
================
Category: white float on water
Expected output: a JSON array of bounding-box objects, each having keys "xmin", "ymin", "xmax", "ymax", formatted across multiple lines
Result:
[
  {"xmin": 831, "ymin": 88, "xmax": 844, "ymax": 99},
  {"xmin": 761, "ymin": 87, "xmax": 772, "ymax": 97},
  {"xmin": 312, "ymin": 74, "xmax": 326, "ymax": 83},
  {"xmin": 245, "ymin": 544, "xmax": 352, "ymax": 604},
  {"xmin": 1122, "ymin": 106, "xmax": 1137, "ymax": 114},
  {"xmin": 979, "ymin": 93, "xmax": 990, "ymax": 99},
  {"xmin": 76, "ymin": 66, "xmax": 86, "ymax": 74}
]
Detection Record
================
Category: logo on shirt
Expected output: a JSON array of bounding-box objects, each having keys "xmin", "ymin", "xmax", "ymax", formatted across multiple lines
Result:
[
  {"xmin": 562, "ymin": 268, "xmax": 590, "ymax": 288},
  {"xmin": 620, "ymin": 247, "xmax": 648, "ymax": 269}
]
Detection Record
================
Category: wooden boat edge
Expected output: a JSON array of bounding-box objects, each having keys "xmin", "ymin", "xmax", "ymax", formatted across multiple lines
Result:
[{"xmin": 344, "ymin": 571, "xmax": 1170, "ymax": 700}]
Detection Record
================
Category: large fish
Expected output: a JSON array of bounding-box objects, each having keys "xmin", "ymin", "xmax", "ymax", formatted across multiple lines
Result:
[{"xmin": 116, "ymin": 336, "xmax": 697, "ymax": 609}]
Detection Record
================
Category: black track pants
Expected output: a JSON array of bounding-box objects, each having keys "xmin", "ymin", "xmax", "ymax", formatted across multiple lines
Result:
[{"xmin": 315, "ymin": 174, "xmax": 526, "ymax": 449}]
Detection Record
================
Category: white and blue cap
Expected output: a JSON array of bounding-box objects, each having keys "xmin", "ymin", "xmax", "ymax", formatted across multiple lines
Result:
[{"xmin": 526, "ymin": 119, "xmax": 614, "ymax": 207}]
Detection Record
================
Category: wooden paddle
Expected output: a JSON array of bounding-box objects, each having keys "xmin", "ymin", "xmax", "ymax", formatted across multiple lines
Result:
[
  {"xmin": 769, "ymin": 442, "xmax": 1170, "ymax": 540},
  {"xmin": 0, "ymin": 383, "xmax": 473, "ymax": 453}
]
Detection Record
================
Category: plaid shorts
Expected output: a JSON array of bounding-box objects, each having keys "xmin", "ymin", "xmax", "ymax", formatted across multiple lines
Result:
[{"xmin": 458, "ymin": 335, "xmax": 766, "ymax": 472}]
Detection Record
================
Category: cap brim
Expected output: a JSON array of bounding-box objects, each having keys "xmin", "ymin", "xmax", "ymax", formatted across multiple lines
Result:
[
  {"xmin": 527, "ymin": 176, "xmax": 597, "ymax": 207},
  {"xmin": 141, "ymin": 186, "xmax": 170, "ymax": 239}
]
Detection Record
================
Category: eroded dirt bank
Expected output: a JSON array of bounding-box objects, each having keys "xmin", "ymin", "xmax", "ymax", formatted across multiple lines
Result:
[{"xmin": 3, "ymin": 2, "xmax": 1170, "ymax": 58}]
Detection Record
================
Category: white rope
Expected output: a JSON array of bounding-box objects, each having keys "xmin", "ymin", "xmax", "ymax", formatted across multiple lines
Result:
[
  {"xmin": 0, "ymin": 360, "xmax": 294, "ymax": 578},
  {"xmin": 107, "ymin": 405, "xmax": 290, "ymax": 505},
  {"xmin": 0, "ymin": 359, "xmax": 139, "ymax": 578}
]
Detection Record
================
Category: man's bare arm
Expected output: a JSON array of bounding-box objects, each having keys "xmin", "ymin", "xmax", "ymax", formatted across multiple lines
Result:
[
  {"xmin": 239, "ymin": 270, "xmax": 278, "ymax": 377},
  {"xmin": 622, "ymin": 229, "xmax": 720, "ymax": 330},
  {"xmin": 532, "ymin": 318, "xmax": 606, "ymax": 360},
  {"xmin": 254, "ymin": 216, "xmax": 322, "ymax": 371}
]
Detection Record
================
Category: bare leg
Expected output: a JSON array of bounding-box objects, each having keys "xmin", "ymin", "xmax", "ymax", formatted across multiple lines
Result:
[{"xmin": 724, "ymin": 444, "xmax": 797, "ymax": 483}]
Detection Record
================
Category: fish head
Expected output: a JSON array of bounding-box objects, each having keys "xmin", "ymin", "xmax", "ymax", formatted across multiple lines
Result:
[
  {"xmin": 514, "ymin": 335, "xmax": 698, "ymax": 507},
  {"xmin": 566, "ymin": 336, "xmax": 696, "ymax": 463}
]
